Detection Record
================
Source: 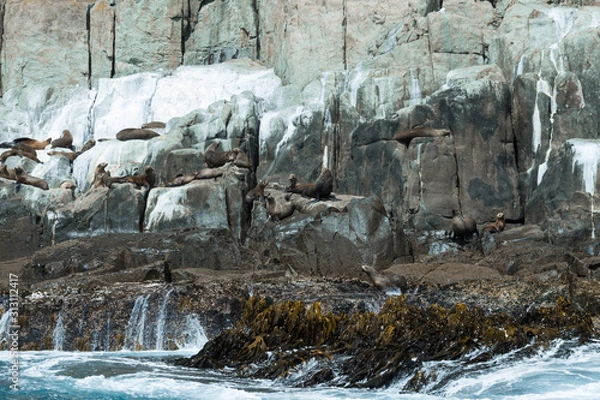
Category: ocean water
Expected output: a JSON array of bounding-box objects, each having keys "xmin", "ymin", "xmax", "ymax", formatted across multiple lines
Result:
[{"xmin": 1, "ymin": 340, "xmax": 599, "ymax": 400}]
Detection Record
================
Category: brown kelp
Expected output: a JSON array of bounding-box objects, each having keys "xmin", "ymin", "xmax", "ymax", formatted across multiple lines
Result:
[{"xmin": 178, "ymin": 295, "xmax": 596, "ymax": 390}]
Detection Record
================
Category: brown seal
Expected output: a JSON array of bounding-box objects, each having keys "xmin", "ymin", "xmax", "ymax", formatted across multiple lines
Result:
[
  {"xmin": 302, "ymin": 167, "xmax": 334, "ymax": 201},
  {"xmin": 0, "ymin": 147, "xmax": 42, "ymax": 163},
  {"xmin": 13, "ymin": 137, "xmax": 51, "ymax": 150},
  {"xmin": 204, "ymin": 142, "xmax": 235, "ymax": 168},
  {"xmin": 14, "ymin": 166, "xmax": 49, "ymax": 190},
  {"xmin": 265, "ymin": 193, "xmax": 295, "ymax": 221},
  {"xmin": 112, "ymin": 165, "xmax": 156, "ymax": 190},
  {"xmin": 392, "ymin": 127, "xmax": 451, "ymax": 145},
  {"xmin": 285, "ymin": 173, "xmax": 308, "ymax": 194},
  {"xmin": 361, "ymin": 265, "xmax": 408, "ymax": 292},
  {"xmin": 0, "ymin": 164, "xmax": 16, "ymax": 180},
  {"xmin": 194, "ymin": 166, "xmax": 228, "ymax": 180},
  {"xmin": 244, "ymin": 179, "xmax": 269, "ymax": 206},
  {"xmin": 48, "ymin": 150, "xmax": 78, "ymax": 162},
  {"xmin": 92, "ymin": 162, "xmax": 112, "ymax": 188},
  {"xmin": 450, "ymin": 210, "xmax": 478, "ymax": 240},
  {"xmin": 141, "ymin": 121, "xmax": 166, "ymax": 129},
  {"xmin": 80, "ymin": 138, "xmax": 96, "ymax": 153},
  {"xmin": 482, "ymin": 212, "xmax": 505, "ymax": 233},
  {"xmin": 116, "ymin": 128, "xmax": 160, "ymax": 141},
  {"xmin": 51, "ymin": 130, "xmax": 74, "ymax": 149},
  {"xmin": 232, "ymin": 148, "xmax": 252, "ymax": 169},
  {"xmin": 164, "ymin": 173, "xmax": 197, "ymax": 187}
]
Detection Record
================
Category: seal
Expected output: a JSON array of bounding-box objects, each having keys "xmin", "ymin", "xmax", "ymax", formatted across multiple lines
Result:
[
  {"xmin": 141, "ymin": 121, "xmax": 166, "ymax": 129},
  {"xmin": 302, "ymin": 167, "xmax": 334, "ymax": 201},
  {"xmin": 392, "ymin": 126, "xmax": 451, "ymax": 145},
  {"xmin": 80, "ymin": 138, "xmax": 96, "ymax": 153},
  {"xmin": 48, "ymin": 150, "xmax": 78, "ymax": 162},
  {"xmin": 265, "ymin": 193, "xmax": 295, "ymax": 221},
  {"xmin": 92, "ymin": 162, "xmax": 112, "ymax": 188},
  {"xmin": 285, "ymin": 173, "xmax": 309, "ymax": 194},
  {"xmin": 112, "ymin": 165, "xmax": 156, "ymax": 190},
  {"xmin": 13, "ymin": 137, "xmax": 51, "ymax": 150},
  {"xmin": 194, "ymin": 166, "xmax": 228, "ymax": 180},
  {"xmin": 0, "ymin": 164, "xmax": 16, "ymax": 180},
  {"xmin": 361, "ymin": 265, "xmax": 408, "ymax": 292},
  {"xmin": 244, "ymin": 179, "xmax": 269, "ymax": 206},
  {"xmin": 482, "ymin": 212, "xmax": 505, "ymax": 233},
  {"xmin": 0, "ymin": 147, "xmax": 42, "ymax": 163},
  {"xmin": 450, "ymin": 210, "xmax": 478, "ymax": 241},
  {"xmin": 232, "ymin": 148, "xmax": 252, "ymax": 169},
  {"xmin": 204, "ymin": 142, "xmax": 235, "ymax": 168},
  {"xmin": 116, "ymin": 128, "xmax": 160, "ymax": 141},
  {"xmin": 60, "ymin": 180, "xmax": 77, "ymax": 198},
  {"xmin": 51, "ymin": 130, "xmax": 74, "ymax": 149},
  {"xmin": 164, "ymin": 173, "xmax": 197, "ymax": 187},
  {"xmin": 14, "ymin": 166, "xmax": 49, "ymax": 190}
]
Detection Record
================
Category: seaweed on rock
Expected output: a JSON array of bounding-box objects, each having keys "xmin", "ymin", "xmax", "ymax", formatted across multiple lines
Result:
[{"xmin": 179, "ymin": 295, "xmax": 597, "ymax": 389}]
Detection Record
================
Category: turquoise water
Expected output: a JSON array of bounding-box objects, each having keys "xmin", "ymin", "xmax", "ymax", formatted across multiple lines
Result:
[{"xmin": 1, "ymin": 340, "xmax": 599, "ymax": 399}]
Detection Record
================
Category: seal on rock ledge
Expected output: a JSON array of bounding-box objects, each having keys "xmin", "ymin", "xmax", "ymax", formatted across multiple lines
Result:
[
  {"xmin": 112, "ymin": 165, "xmax": 156, "ymax": 190},
  {"xmin": 14, "ymin": 166, "xmax": 49, "ymax": 190},
  {"xmin": 245, "ymin": 179, "xmax": 269, "ymax": 206},
  {"xmin": 361, "ymin": 265, "xmax": 408, "ymax": 292},
  {"xmin": 92, "ymin": 162, "xmax": 111, "ymax": 189},
  {"xmin": 482, "ymin": 212, "xmax": 505, "ymax": 233},
  {"xmin": 392, "ymin": 126, "xmax": 451, "ymax": 145},
  {"xmin": 116, "ymin": 128, "xmax": 160, "ymax": 141},
  {"xmin": 13, "ymin": 137, "xmax": 51, "ymax": 150},
  {"xmin": 204, "ymin": 142, "xmax": 236, "ymax": 168},
  {"xmin": 450, "ymin": 210, "xmax": 478, "ymax": 241},
  {"xmin": 266, "ymin": 194, "xmax": 295, "ymax": 221},
  {"xmin": 51, "ymin": 130, "xmax": 74, "ymax": 150}
]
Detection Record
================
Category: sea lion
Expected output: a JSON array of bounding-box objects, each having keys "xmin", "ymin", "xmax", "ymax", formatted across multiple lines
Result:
[
  {"xmin": 450, "ymin": 210, "xmax": 478, "ymax": 240},
  {"xmin": 13, "ymin": 137, "xmax": 51, "ymax": 150},
  {"xmin": 14, "ymin": 166, "xmax": 49, "ymax": 190},
  {"xmin": 0, "ymin": 164, "xmax": 16, "ymax": 180},
  {"xmin": 92, "ymin": 162, "xmax": 112, "ymax": 188},
  {"xmin": 392, "ymin": 126, "xmax": 451, "ymax": 145},
  {"xmin": 302, "ymin": 167, "xmax": 334, "ymax": 201},
  {"xmin": 47, "ymin": 150, "xmax": 78, "ymax": 162},
  {"xmin": 204, "ymin": 142, "xmax": 235, "ymax": 168},
  {"xmin": 245, "ymin": 179, "xmax": 269, "ymax": 206},
  {"xmin": 141, "ymin": 121, "xmax": 166, "ymax": 129},
  {"xmin": 164, "ymin": 173, "xmax": 197, "ymax": 187},
  {"xmin": 51, "ymin": 130, "xmax": 74, "ymax": 149},
  {"xmin": 265, "ymin": 194, "xmax": 296, "ymax": 221},
  {"xmin": 232, "ymin": 148, "xmax": 252, "ymax": 169},
  {"xmin": 194, "ymin": 166, "xmax": 227, "ymax": 180},
  {"xmin": 112, "ymin": 165, "xmax": 156, "ymax": 190},
  {"xmin": 116, "ymin": 128, "xmax": 160, "ymax": 141},
  {"xmin": 286, "ymin": 173, "xmax": 309, "ymax": 194},
  {"xmin": 79, "ymin": 138, "xmax": 96, "ymax": 153},
  {"xmin": 482, "ymin": 212, "xmax": 505, "ymax": 234},
  {"xmin": 361, "ymin": 265, "xmax": 408, "ymax": 292},
  {"xmin": 0, "ymin": 147, "xmax": 42, "ymax": 163},
  {"xmin": 60, "ymin": 180, "xmax": 77, "ymax": 191}
]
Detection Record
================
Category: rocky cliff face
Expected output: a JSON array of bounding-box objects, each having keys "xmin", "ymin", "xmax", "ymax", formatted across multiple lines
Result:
[
  {"xmin": 1, "ymin": 0, "xmax": 599, "ymax": 256},
  {"xmin": 2, "ymin": 0, "xmax": 600, "ymax": 352}
]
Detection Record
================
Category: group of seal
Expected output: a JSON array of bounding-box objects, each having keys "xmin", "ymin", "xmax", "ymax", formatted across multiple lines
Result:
[
  {"xmin": 285, "ymin": 167, "xmax": 335, "ymax": 201},
  {"xmin": 203, "ymin": 142, "xmax": 252, "ymax": 169},
  {"xmin": 450, "ymin": 210, "xmax": 506, "ymax": 242}
]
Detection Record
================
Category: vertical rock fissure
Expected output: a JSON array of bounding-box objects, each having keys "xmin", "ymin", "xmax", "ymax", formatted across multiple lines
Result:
[
  {"xmin": 111, "ymin": 2, "xmax": 116, "ymax": 78},
  {"xmin": 342, "ymin": 0, "xmax": 347, "ymax": 70},
  {"xmin": 0, "ymin": 3, "xmax": 6, "ymax": 94},
  {"xmin": 252, "ymin": 0, "xmax": 260, "ymax": 61},
  {"xmin": 86, "ymin": 4, "xmax": 92, "ymax": 89},
  {"xmin": 451, "ymin": 137, "xmax": 463, "ymax": 215}
]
